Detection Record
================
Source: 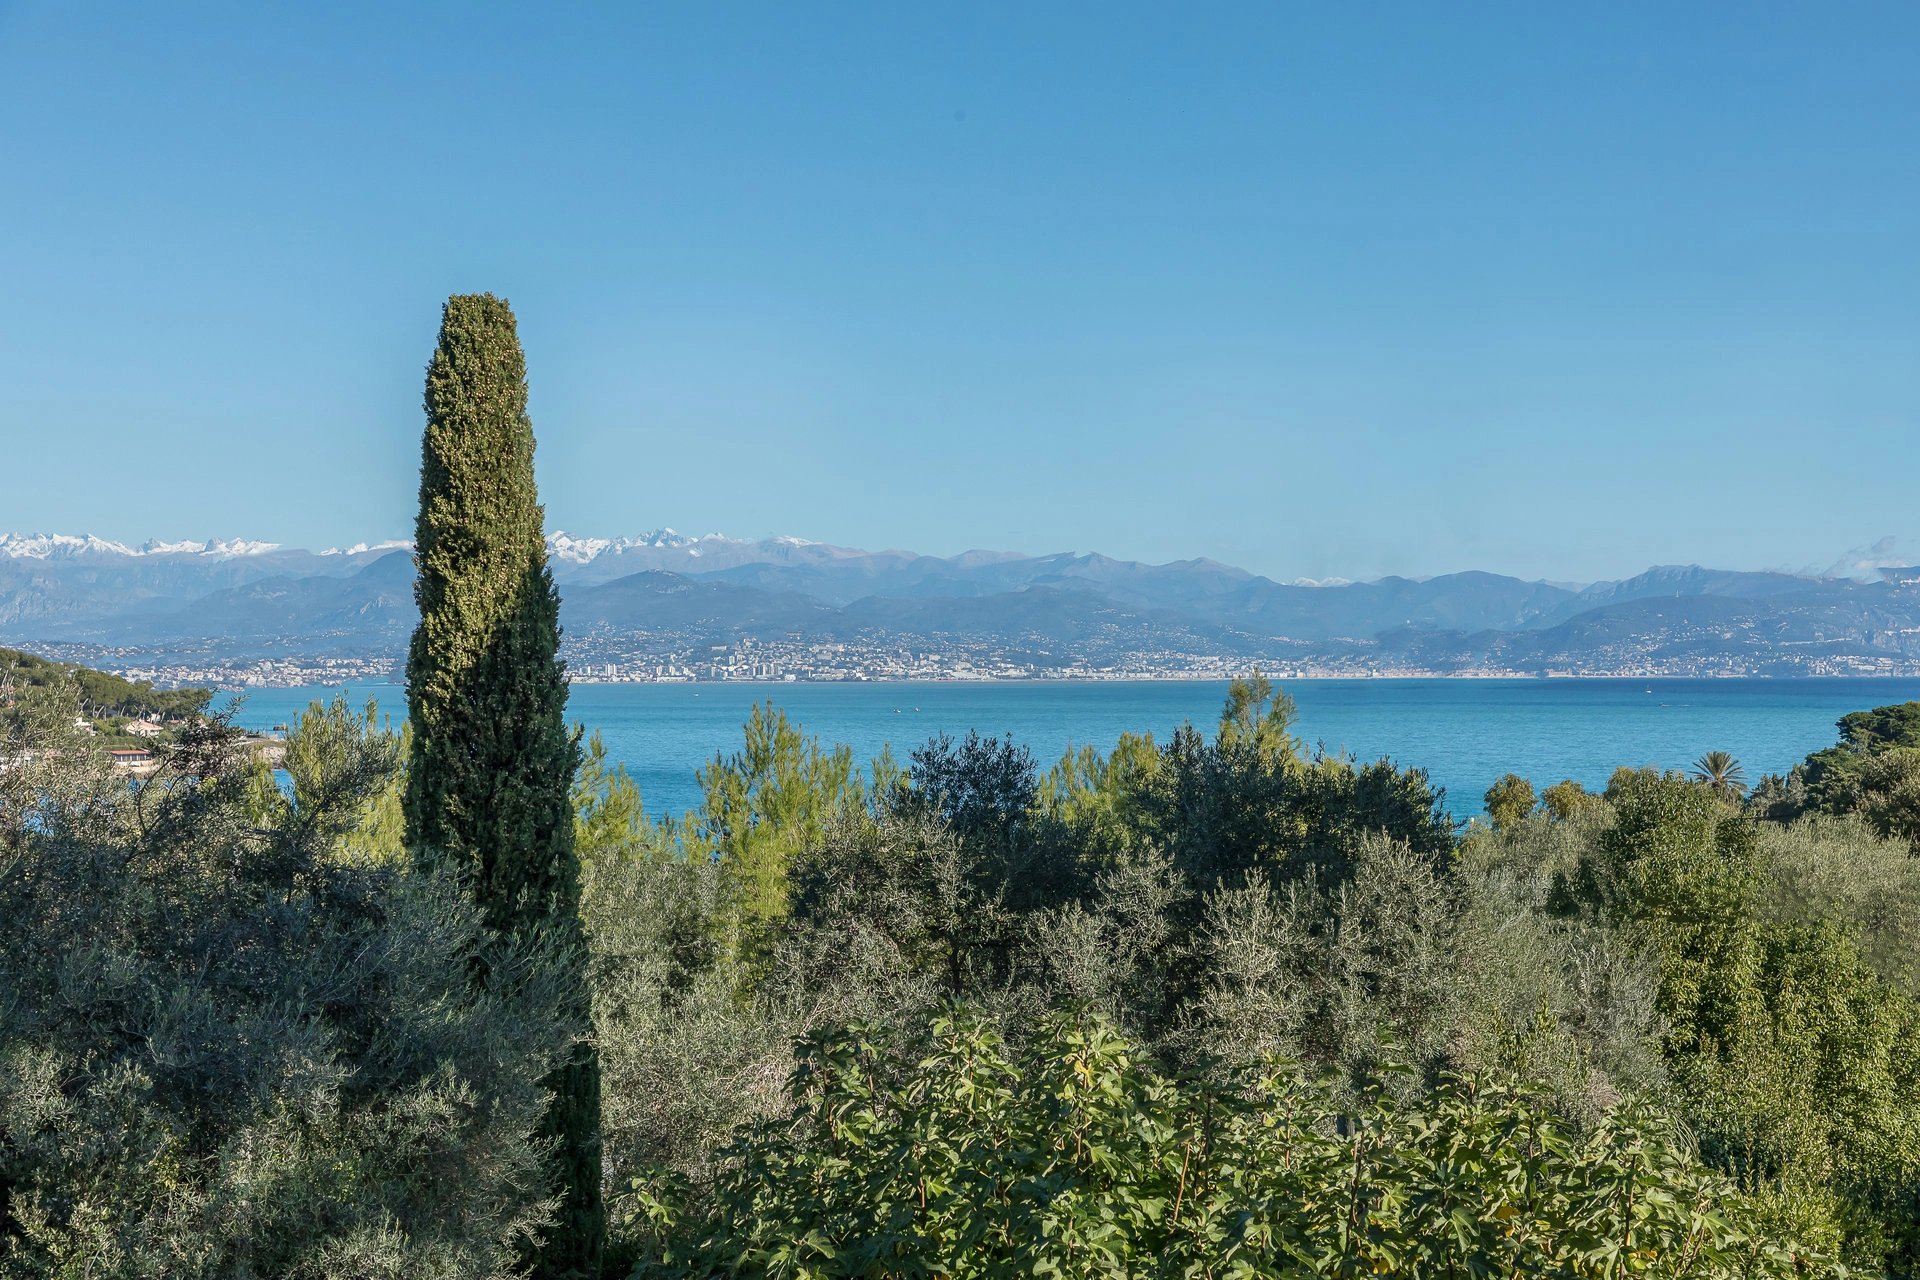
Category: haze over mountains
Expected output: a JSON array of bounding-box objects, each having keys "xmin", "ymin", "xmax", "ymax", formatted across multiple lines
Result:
[{"xmin": 4, "ymin": 529, "xmax": 1919, "ymax": 678}]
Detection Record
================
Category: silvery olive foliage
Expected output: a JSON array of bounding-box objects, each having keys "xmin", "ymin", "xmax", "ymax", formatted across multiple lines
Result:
[{"xmin": 0, "ymin": 689, "xmax": 574, "ymax": 1279}]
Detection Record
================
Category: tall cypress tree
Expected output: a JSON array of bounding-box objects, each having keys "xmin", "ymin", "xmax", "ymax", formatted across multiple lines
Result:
[{"xmin": 405, "ymin": 294, "xmax": 602, "ymax": 1278}]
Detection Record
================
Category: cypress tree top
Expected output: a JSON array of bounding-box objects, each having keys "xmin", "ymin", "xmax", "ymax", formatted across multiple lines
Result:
[{"xmin": 405, "ymin": 293, "xmax": 580, "ymax": 932}]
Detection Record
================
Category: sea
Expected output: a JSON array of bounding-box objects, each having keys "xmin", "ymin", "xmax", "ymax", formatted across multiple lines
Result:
[{"xmin": 217, "ymin": 677, "xmax": 1920, "ymax": 821}]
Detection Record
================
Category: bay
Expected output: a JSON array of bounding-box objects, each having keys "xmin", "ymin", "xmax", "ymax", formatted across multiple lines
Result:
[{"xmin": 219, "ymin": 677, "xmax": 1920, "ymax": 821}]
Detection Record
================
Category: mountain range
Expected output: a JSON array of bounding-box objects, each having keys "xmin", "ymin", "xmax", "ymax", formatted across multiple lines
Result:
[{"xmin": 4, "ymin": 529, "xmax": 1919, "ymax": 677}]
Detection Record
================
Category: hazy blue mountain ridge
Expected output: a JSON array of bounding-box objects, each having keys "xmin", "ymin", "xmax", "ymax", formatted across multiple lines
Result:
[{"xmin": 3, "ymin": 529, "xmax": 1913, "ymax": 673}]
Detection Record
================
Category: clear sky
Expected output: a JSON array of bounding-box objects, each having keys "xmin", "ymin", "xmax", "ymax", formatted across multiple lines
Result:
[{"xmin": 1, "ymin": 2, "xmax": 1914, "ymax": 583}]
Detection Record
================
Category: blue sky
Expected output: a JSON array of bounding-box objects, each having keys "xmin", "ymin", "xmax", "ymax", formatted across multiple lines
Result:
[{"xmin": 1, "ymin": 2, "xmax": 1914, "ymax": 583}]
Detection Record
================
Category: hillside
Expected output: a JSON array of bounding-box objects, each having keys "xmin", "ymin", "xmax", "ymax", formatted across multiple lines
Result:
[{"xmin": 0, "ymin": 645, "xmax": 212, "ymax": 719}]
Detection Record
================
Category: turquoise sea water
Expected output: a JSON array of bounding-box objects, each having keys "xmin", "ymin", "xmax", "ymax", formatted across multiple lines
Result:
[{"xmin": 220, "ymin": 677, "xmax": 1920, "ymax": 821}]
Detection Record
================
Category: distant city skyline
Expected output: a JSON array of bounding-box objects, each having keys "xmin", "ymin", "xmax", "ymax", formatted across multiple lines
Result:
[{"xmin": 2, "ymin": 3, "xmax": 1915, "ymax": 583}]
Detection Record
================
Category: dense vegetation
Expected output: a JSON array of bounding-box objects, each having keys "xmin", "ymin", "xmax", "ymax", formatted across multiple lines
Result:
[
  {"xmin": 640, "ymin": 1012, "xmax": 1817, "ymax": 1279},
  {"xmin": 12, "ymin": 662, "xmax": 1920, "ymax": 1275},
  {"xmin": 577, "ymin": 687, "xmax": 1920, "ymax": 1277},
  {"xmin": 0, "ymin": 700, "xmax": 570, "ymax": 1278}
]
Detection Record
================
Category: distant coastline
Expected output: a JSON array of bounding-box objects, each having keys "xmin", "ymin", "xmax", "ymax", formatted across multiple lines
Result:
[{"xmin": 78, "ymin": 661, "xmax": 1920, "ymax": 693}]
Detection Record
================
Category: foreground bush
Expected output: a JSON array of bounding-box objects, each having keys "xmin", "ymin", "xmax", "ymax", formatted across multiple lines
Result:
[
  {"xmin": 0, "ymin": 702, "xmax": 575, "ymax": 1280},
  {"xmin": 624, "ymin": 1011, "xmax": 1831, "ymax": 1279}
]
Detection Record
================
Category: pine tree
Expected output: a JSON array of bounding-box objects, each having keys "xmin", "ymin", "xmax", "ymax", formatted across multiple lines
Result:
[{"xmin": 404, "ymin": 293, "xmax": 602, "ymax": 1278}]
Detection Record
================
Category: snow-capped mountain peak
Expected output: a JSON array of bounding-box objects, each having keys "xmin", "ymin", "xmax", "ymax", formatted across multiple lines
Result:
[
  {"xmin": 545, "ymin": 528, "xmax": 749, "ymax": 563},
  {"xmin": 0, "ymin": 533, "xmax": 139, "ymax": 559},
  {"xmin": 0, "ymin": 533, "xmax": 285, "ymax": 559},
  {"xmin": 0, "ymin": 529, "xmax": 819, "ymax": 567}
]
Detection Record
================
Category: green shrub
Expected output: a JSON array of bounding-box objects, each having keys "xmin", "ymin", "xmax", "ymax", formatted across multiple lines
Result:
[
  {"xmin": 624, "ymin": 1010, "xmax": 1834, "ymax": 1279},
  {"xmin": 1756, "ymin": 815, "xmax": 1920, "ymax": 993},
  {"xmin": 1484, "ymin": 772, "xmax": 1538, "ymax": 830},
  {"xmin": 1554, "ymin": 773, "xmax": 1920, "ymax": 1268},
  {"xmin": 0, "ymin": 703, "xmax": 572, "ymax": 1279}
]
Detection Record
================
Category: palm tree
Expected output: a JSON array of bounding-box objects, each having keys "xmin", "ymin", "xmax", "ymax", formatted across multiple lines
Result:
[{"xmin": 1692, "ymin": 750, "xmax": 1747, "ymax": 802}]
